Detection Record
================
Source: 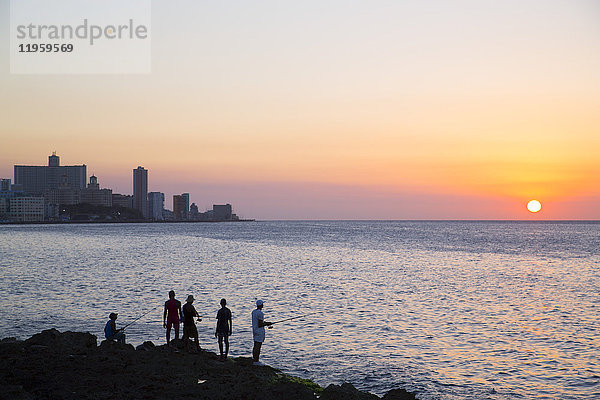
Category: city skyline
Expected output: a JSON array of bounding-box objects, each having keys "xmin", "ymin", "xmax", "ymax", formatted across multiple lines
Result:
[
  {"xmin": 1, "ymin": 1, "xmax": 599, "ymax": 219},
  {"xmin": 3, "ymin": 152, "xmax": 227, "ymax": 215}
]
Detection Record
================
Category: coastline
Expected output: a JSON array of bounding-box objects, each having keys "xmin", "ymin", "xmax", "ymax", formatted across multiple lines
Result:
[
  {"xmin": 0, "ymin": 219, "xmax": 256, "ymax": 225},
  {"xmin": 0, "ymin": 329, "xmax": 417, "ymax": 400}
]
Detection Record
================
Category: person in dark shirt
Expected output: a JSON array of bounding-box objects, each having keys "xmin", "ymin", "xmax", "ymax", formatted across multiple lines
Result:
[
  {"xmin": 104, "ymin": 312, "xmax": 125, "ymax": 344},
  {"xmin": 163, "ymin": 290, "xmax": 183, "ymax": 347},
  {"xmin": 215, "ymin": 298, "xmax": 232, "ymax": 360},
  {"xmin": 182, "ymin": 295, "xmax": 200, "ymax": 352}
]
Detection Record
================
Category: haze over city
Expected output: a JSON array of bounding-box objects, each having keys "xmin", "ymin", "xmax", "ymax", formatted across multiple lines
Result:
[{"xmin": 1, "ymin": 0, "xmax": 599, "ymax": 219}]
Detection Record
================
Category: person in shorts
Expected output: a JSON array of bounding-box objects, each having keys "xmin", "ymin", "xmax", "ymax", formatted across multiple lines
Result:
[
  {"xmin": 215, "ymin": 298, "xmax": 232, "ymax": 360},
  {"xmin": 251, "ymin": 299, "xmax": 272, "ymax": 366},
  {"xmin": 163, "ymin": 290, "xmax": 183, "ymax": 346},
  {"xmin": 182, "ymin": 294, "xmax": 200, "ymax": 352}
]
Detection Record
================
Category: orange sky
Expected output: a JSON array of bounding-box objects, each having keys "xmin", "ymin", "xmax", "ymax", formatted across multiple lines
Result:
[{"xmin": 1, "ymin": 1, "xmax": 599, "ymax": 219}]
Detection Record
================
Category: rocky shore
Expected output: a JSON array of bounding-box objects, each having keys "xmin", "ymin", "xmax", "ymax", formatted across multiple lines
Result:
[{"xmin": 0, "ymin": 329, "xmax": 417, "ymax": 400}]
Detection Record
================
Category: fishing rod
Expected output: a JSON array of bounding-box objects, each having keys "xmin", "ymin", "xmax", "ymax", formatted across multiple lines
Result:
[
  {"xmin": 120, "ymin": 279, "xmax": 201, "ymax": 331},
  {"xmin": 268, "ymin": 311, "xmax": 318, "ymax": 326},
  {"xmin": 121, "ymin": 305, "xmax": 161, "ymax": 330}
]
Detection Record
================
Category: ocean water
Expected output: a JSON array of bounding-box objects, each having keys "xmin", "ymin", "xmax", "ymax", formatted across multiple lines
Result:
[{"xmin": 0, "ymin": 221, "xmax": 598, "ymax": 399}]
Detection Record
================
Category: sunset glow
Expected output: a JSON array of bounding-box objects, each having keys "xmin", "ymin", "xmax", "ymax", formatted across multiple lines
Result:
[{"xmin": 1, "ymin": 0, "xmax": 599, "ymax": 219}]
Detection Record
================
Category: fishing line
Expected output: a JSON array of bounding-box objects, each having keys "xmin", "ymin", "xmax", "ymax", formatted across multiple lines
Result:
[
  {"xmin": 121, "ymin": 275, "xmax": 202, "ymax": 331},
  {"xmin": 269, "ymin": 311, "xmax": 319, "ymax": 326}
]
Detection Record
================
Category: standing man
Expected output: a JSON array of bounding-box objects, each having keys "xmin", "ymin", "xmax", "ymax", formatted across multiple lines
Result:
[
  {"xmin": 104, "ymin": 312, "xmax": 126, "ymax": 344},
  {"xmin": 215, "ymin": 298, "xmax": 232, "ymax": 360},
  {"xmin": 251, "ymin": 299, "xmax": 272, "ymax": 366},
  {"xmin": 182, "ymin": 295, "xmax": 201, "ymax": 352},
  {"xmin": 163, "ymin": 290, "xmax": 183, "ymax": 347}
]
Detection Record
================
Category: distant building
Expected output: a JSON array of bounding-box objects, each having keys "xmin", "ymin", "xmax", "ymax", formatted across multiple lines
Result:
[
  {"xmin": 14, "ymin": 153, "xmax": 86, "ymax": 195},
  {"xmin": 213, "ymin": 204, "xmax": 233, "ymax": 221},
  {"xmin": 1, "ymin": 178, "xmax": 24, "ymax": 221},
  {"xmin": 162, "ymin": 209, "xmax": 175, "ymax": 221},
  {"xmin": 133, "ymin": 166, "xmax": 148, "ymax": 219},
  {"xmin": 148, "ymin": 192, "xmax": 165, "ymax": 221},
  {"xmin": 45, "ymin": 203, "xmax": 60, "ymax": 221},
  {"xmin": 44, "ymin": 174, "xmax": 80, "ymax": 206},
  {"xmin": 9, "ymin": 197, "xmax": 45, "ymax": 222},
  {"xmin": 112, "ymin": 194, "xmax": 133, "ymax": 208},
  {"xmin": 80, "ymin": 176, "xmax": 112, "ymax": 207},
  {"xmin": 173, "ymin": 193, "xmax": 189, "ymax": 220},
  {"xmin": 0, "ymin": 178, "xmax": 18, "ymax": 198},
  {"xmin": 189, "ymin": 203, "xmax": 199, "ymax": 220},
  {"xmin": 0, "ymin": 198, "xmax": 9, "ymax": 220}
]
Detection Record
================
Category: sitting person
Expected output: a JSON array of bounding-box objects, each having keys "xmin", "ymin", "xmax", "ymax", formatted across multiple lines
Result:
[{"xmin": 104, "ymin": 312, "xmax": 126, "ymax": 344}]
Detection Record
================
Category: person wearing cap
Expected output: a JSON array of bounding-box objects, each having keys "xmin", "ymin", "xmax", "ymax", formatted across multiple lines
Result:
[
  {"xmin": 251, "ymin": 299, "xmax": 272, "ymax": 366},
  {"xmin": 215, "ymin": 298, "xmax": 232, "ymax": 360},
  {"xmin": 163, "ymin": 290, "xmax": 183, "ymax": 347},
  {"xmin": 182, "ymin": 294, "xmax": 200, "ymax": 352},
  {"xmin": 104, "ymin": 312, "xmax": 126, "ymax": 344}
]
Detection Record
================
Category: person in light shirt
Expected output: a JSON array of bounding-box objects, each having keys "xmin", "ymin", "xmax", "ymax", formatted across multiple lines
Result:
[{"xmin": 251, "ymin": 299, "xmax": 272, "ymax": 366}]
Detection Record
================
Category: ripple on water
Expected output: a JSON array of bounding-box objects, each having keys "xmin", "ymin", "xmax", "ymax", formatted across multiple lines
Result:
[{"xmin": 1, "ymin": 221, "xmax": 599, "ymax": 400}]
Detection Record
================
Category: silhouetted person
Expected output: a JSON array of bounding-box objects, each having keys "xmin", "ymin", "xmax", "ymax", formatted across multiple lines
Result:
[
  {"xmin": 182, "ymin": 295, "xmax": 200, "ymax": 352},
  {"xmin": 251, "ymin": 299, "xmax": 272, "ymax": 366},
  {"xmin": 163, "ymin": 290, "xmax": 183, "ymax": 347},
  {"xmin": 215, "ymin": 298, "xmax": 232, "ymax": 360},
  {"xmin": 104, "ymin": 312, "xmax": 125, "ymax": 344}
]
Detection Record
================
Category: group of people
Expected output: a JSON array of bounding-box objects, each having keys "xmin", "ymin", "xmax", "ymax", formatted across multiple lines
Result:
[{"xmin": 104, "ymin": 291, "xmax": 272, "ymax": 365}]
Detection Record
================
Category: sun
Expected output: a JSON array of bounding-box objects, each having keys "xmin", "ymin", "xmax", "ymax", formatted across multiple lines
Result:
[{"xmin": 527, "ymin": 200, "xmax": 542, "ymax": 213}]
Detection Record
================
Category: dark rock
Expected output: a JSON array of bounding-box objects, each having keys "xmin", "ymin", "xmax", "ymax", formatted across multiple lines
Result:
[
  {"xmin": 320, "ymin": 382, "xmax": 379, "ymax": 400},
  {"xmin": 99, "ymin": 339, "xmax": 135, "ymax": 352},
  {"xmin": 3, "ymin": 330, "xmax": 415, "ymax": 400},
  {"xmin": 383, "ymin": 388, "xmax": 417, "ymax": 400},
  {"xmin": 25, "ymin": 328, "xmax": 61, "ymax": 346},
  {"xmin": 136, "ymin": 341, "xmax": 156, "ymax": 351},
  {"xmin": 0, "ymin": 384, "xmax": 35, "ymax": 400},
  {"xmin": 25, "ymin": 329, "xmax": 96, "ymax": 352}
]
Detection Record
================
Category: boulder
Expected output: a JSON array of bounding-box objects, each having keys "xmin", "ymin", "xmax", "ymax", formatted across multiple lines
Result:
[
  {"xmin": 320, "ymin": 382, "xmax": 379, "ymax": 400},
  {"xmin": 136, "ymin": 341, "xmax": 156, "ymax": 351},
  {"xmin": 25, "ymin": 329, "xmax": 96, "ymax": 352},
  {"xmin": 99, "ymin": 339, "xmax": 135, "ymax": 352},
  {"xmin": 382, "ymin": 388, "xmax": 417, "ymax": 400}
]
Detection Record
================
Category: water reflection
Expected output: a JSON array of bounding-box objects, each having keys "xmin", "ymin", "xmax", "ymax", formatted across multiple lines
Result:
[{"xmin": 0, "ymin": 221, "xmax": 598, "ymax": 400}]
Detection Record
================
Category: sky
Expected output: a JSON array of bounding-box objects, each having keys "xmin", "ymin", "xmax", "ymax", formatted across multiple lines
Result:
[{"xmin": 1, "ymin": 0, "xmax": 599, "ymax": 219}]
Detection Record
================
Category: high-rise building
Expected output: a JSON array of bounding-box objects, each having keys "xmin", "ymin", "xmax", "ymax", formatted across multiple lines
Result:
[
  {"xmin": 133, "ymin": 166, "xmax": 148, "ymax": 219},
  {"xmin": 148, "ymin": 192, "xmax": 165, "ymax": 221},
  {"xmin": 14, "ymin": 153, "xmax": 86, "ymax": 195},
  {"xmin": 173, "ymin": 193, "xmax": 190, "ymax": 220}
]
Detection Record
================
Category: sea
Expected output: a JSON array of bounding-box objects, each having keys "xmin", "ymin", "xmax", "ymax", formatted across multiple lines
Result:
[{"xmin": 0, "ymin": 221, "xmax": 598, "ymax": 399}]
